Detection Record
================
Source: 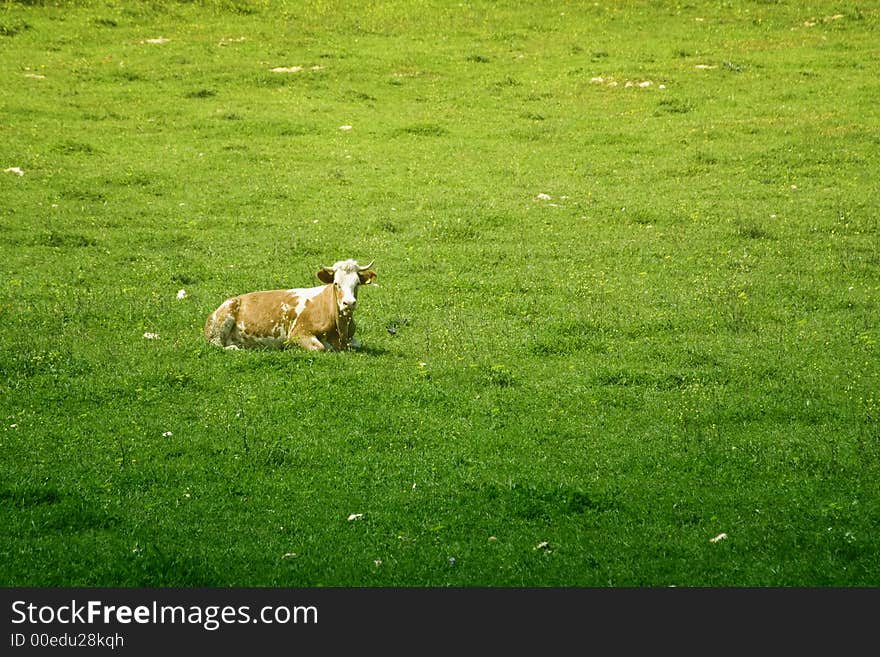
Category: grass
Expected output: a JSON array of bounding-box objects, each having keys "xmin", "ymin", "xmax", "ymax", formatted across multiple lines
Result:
[{"xmin": 1, "ymin": 0, "xmax": 878, "ymax": 587}]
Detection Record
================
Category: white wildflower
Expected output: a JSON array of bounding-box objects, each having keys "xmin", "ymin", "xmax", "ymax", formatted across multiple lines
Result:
[
  {"xmin": 142, "ymin": 332, "xmax": 160, "ymax": 340},
  {"xmin": 176, "ymin": 289, "xmax": 188, "ymax": 300},
  {"xmin": 709, "ymin": 533, "xmax": 728, "ymax": 543}
]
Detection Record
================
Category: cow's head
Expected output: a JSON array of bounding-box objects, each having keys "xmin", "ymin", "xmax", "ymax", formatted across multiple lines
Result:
[{"xmin": 317, "ymin": 259, "xmax": 376, "ymax": 315}]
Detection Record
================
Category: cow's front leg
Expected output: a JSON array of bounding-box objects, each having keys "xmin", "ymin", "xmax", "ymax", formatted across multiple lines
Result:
[
  {"xmin": 295, "ymin": 335, "xmax": 326, "ymax": 351},
  {"xmin": 287, "ymin": 324, "xmax": 325, "ymax": 351}
]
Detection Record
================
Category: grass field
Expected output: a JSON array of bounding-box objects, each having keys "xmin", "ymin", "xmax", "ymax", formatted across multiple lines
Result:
[{"xmin": 1, "ymin": 0, "xmax": 878, "ymax": 586}]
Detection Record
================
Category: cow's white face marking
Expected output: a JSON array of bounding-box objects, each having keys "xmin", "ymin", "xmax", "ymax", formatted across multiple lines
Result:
[
  {"xmin": 333, "ymin": 268, "xmax": 362, "ymax": 314},
  {"xmin": 321, "ymin": 259, "xmax": 372, "ymax": 315}
]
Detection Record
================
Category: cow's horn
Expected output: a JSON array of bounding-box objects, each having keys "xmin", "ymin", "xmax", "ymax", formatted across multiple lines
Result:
[{"xmin": 357, "ymin": 260, "xmax": 374, "ymax": 271}]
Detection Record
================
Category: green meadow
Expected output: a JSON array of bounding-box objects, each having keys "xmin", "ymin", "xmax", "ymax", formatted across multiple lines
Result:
[{"xmin": 1, "ymin": 0, "xmax": 878, "ymax": 586}]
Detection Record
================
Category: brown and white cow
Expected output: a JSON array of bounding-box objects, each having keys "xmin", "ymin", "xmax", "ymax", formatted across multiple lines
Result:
[{"xmin": 204, "ymin": 259, "xmax": 376, "ymax": 351}]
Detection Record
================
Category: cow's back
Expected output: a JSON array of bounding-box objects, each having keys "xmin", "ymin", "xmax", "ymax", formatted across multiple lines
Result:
[{"xmin": 205, "ymin": 288, "xmax": 306, "ymax": 349}]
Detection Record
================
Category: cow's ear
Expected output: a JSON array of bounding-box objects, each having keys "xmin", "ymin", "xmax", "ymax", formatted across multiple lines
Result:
[
  {"xmin": 317, "ymin": 268, "xmax": 335, "ymax": 284},
  {"xmin": 358, "ymin": 270, "xmax": 377, "ymax": 285}
]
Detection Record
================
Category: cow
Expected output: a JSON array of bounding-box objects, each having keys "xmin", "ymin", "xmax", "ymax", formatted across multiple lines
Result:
[{"xmin": 204, "ymin": 259, "xmax": 376, "ymax": 351}]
